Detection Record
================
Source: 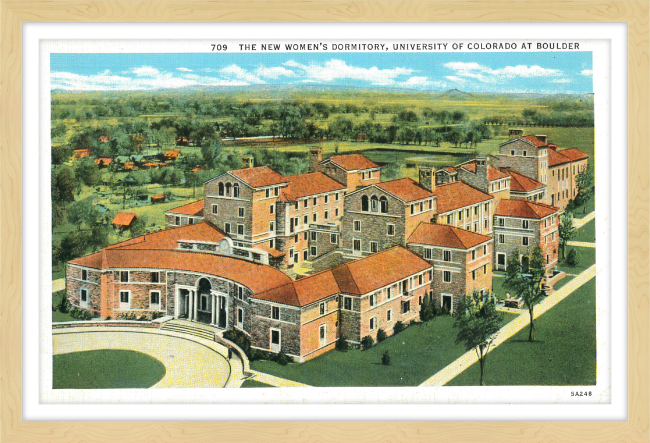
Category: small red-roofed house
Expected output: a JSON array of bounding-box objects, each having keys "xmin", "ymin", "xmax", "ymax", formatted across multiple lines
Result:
[
  {"xmin": 493, "ymin": 199, "xmax": 562, "ymax": 271},
  {"xmin": 95, "ymin": 157, "xmax": 113, "ymax": 168},
  {"xmin": 311, "ymin": 147, "xmax": 381, "ymax": 191},
  {"xmin": 407, "ymin": 223, "xmax": 493, "ymax": 313},
  {"xmin": 455, "ymin": 158, "xmax": 511, "ymax": 205},
  {"xmin": 112, "ymin": 212, "xmax": 137, "ymax": 230},
  {"xmin": 165, "ymin": 200, "xmax": 205, "ymax": 227},
  {"xmin": 429, "ymin": 180, "xmax": 495, "ymax": 235},
  {"xmin": 500, "ymin": 167, "xmax": 547, "ymax": 203}
]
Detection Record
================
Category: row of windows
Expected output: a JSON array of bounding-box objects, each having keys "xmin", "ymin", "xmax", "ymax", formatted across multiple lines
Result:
[
  {"xmin": 410, "ymin": 199, "xmax": 434, "ymax": 215},
  {"xmin": 497, "ymin": 234, "xmax": 531, "ymax": 246},
  {"xmin": 361, "ymin": 170, "xmax": 375, "ymax": 180},
  {"xmin": 117, "ymin": 271, "xmax": 161, "ymax": 283},
  {"xmin": 446, "ymin": 202, "xmax": 490, "ymax": 224},
  {"xmin": 116, "ymin": 289, "xmax": 161, "ymax": 309},
  {"xmin": 309, "ymin": 231, "xmax": 339, "ymax": 244},
  {"xmin": 295, "ymin": 192, "xmax": 341, "ymax": 210},
  {"xmin": 290, "ymin": 209, "xmax": 338, "ymax": 231},
  {"xmin": 490, "ymin": 179, "xmax": 508, "ymax": 193},
  {"xmin": 217, "ymin": 182, "xmax": 242, "ymax": 198},
  {"xmin": 360, "ymin": 195, "xmax": 388, "ymax": 213},
  {"xmin": 353, "ymin": 220, "xmax": 395, "ymax": 236}
]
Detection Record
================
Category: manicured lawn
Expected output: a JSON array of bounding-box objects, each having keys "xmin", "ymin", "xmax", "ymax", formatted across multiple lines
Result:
[
  {"xmin": 558, "ymin": 246, "xmax": 596, "ymax": 275},
  {"xmin": 570, "ymin": 194, "xmax": 595, "ymax": 216},
  {"xmin": 250, "ymin": 314, "xmax": 517, "ymax": 387},
  {"xmin": 52, "ymin": 290, "xmax": 75, "ymax": 322},
  {"xmin": 53, "ymin": 349, "xmax": 166, "ymax": 389},
  {"xmin": 241, "ymin": 379, "xmax": 275, "ymax": 388},
  {"xmin": 447, "ymin": 277, "xmax": 596, "ymax": 386},
  {"xmin": 573, "ymin": 218, "xmax": 596, "ymax": 243}
]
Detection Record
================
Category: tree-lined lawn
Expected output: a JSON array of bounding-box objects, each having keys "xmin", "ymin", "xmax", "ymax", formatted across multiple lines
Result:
[
  {"xmin": 250, "ymin": 313, "xmax": 517, "ymax": 387},
  {"xmin": 573, "ymin": 218, "xmax": 596, "ymax": 243},
  {"xmin": 447, "ymin": 277, "xmax": 596, "ymax": 386},
  {"xmin": 558, "ymin": 246, "xmax": 596, "ymax": 275}
]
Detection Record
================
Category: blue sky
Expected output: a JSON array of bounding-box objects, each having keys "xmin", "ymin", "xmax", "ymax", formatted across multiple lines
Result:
[{"xmin": 51, "ymin": 52, "xmax": 593, "ymax": 94}]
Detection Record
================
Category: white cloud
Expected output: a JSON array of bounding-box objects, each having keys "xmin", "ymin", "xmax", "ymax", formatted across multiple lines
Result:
[
  {"xmin": 255, "ymin": 66, "xmax": 295, "ymax": 79},
  {"xmin": 177, "ymin": 67, "xmax": 193, "ymax": 72},
  {"xmin": 581, "ymin": 69, "xmax": 593, "ymax": 77},
  {"xmin": 131, "ymin": 66, "xmax": 161, "ymax": 77},
  {"xmin": 444, "ymin": 61, "xmax": 562, "ymax": 83},
  {"xmin": 284, "ymin": 59, "xmax": 413, "ymax": 86},
  {"xmin": 551, "ymin": 78, "xmax": 572, "ymax": 84},
  {"xmin": 445, "ymin": 75, "xmax": 466, "ymax": 83},
  {"xmin": 220, "ymin": 64, "xmax": 265, "ymax": 84},
  {"xmin": 398, "ymin": 76, "xmax": 446, "ymax": 89}
]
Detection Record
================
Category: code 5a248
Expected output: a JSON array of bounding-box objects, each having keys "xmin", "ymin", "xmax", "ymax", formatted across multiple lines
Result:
[{"xmin": 571, "ymin": 391, "xmax": 592, "ymax": 397}]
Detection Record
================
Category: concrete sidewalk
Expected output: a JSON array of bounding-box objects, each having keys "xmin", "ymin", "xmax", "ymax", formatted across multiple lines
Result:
[
  {"xmin": 53, "ymin": 278, "xmax": 65, "ymax": 292},
  {"xmin": 420, "ymin": 263, "xmax": 597, "ymax": 386},
  {"xmin": 567, "ymin": 241, "xmax": 596, "ymax": 248},
  {"xmin": 573, "ymin": 211, "xmax": 595, "ymax": 229}
]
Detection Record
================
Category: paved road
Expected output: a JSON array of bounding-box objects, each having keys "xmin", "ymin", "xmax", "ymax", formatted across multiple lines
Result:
[
  {"xmin": 52, "ymin": 278, "xmax": 65, "ymax": 292},
  {"xmin": 248, "ymin": 370, "xmax": 311, "ymax": 387},
  {"xmin": 573, "ymin": 211, "xmax": 595, "ymax": 229},
  {"xmin": 419, "ymin": 263, "xmax": 597, "ymax": 386},
  {"xmin": 53, "ymin": 327, "xmax": 244, "ymax": 388}
]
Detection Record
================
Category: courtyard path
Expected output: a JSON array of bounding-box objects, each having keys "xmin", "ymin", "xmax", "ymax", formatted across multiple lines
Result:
[
  {"xmin": 52, "ymin": 278, "xmax": 65, "ymax": 292},
  {"xmin": 419, "ymin": 263, "xmax": 597, "ymax": 386},
  {"xmin": 572, "ymin": 211, "xmax": 595, "ymax": 229},
  {"xmin": 567, "ymin": 241, "xmax": 596, "ymax": 248},
  {"xmin": 248, "ymin": 369, "xmax": 312, "ymax": 388}
]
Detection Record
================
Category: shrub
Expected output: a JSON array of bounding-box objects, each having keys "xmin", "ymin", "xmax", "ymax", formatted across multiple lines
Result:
[
  {"xmin": 105, "ymin": 316, "xmax": 111, "ymax": 320},
  {"xmin": 419, "ymin": 295, "xmax": 434, "ymax": 322},
  {"xmin": 393, "ymin": 321, "xmax": 406, "ymax": 335},
  {"xmin": 56, "ymin": 292, "xmax": 69, "ymax": 313},
  {"xmin": 566, "ymin": 248, "xmax": 580, "ymax": 266},
  {"xmin": 138, "ymin": 314, "xmax": 148, "ymax": 321},
  {"xmin": 223, "ymin": 328, "xmax": 251, "ymax": 357},
  {"xmin": 381, "ymin": 351, "xmax": 390, "ymax": 366},
  {"xmin": 151, "ymin": 311, "xmax": 164, "ymax": 320},
  {"xmin": 376, "ymin": 328, "xmax": 387, "ymax": 342},
  {"xmin": 361, "ymin": 335, "xmax": 374, "ymax": 350},
  {"xmin": 275, "ymin": 352, "xmax": 290, "ymax": 366},
  {"xmin": 336, "ymin": 335, "xmax": 349, "ymax": 351}
]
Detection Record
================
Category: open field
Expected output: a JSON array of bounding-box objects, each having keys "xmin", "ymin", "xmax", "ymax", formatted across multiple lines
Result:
[
  {"xmin": 250, "ymin": 313, "xmax": 517, "ymax": 387},
  {"xmin": 447, "ymin": 277, "xmax": 596, "ymax": 386}
]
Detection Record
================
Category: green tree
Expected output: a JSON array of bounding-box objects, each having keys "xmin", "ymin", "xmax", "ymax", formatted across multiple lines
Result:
[
  {"xmin": 575, "ymin": 167, "xmax": 594, "ymax": 213},
  {"xmin": 68, "ymin": 199, "xmax": 102, "ymax": 230},
  {"xmin": 419, "ymin": 294, "xmax": 435, "ymax": 322},
  {"xmin": 52, "ymin": 203, "xmax": 67, "ymax": 228},
  {"xmin": 52, "ymin": 167, "xmax": 76, "ymax": 205},
  {"xmin": 53, "ymin": 231, "xmax": 90, "ymax": 266},
  {"xmin": 453, "ymin": 291, "xmax": 503, "ymax": 386},
  {"xmin": 51, "ymin": 144, "xmax": 73, "ymax": 165},
  {"xmin": 74, "ymin": 157, "xmax": 100, "ymax": 187},
  {"xmin": 129, "ymin": 215, "xmax": 148, "ymax": 237},
  {"xmin": 51, "ymin": 122, "xmax": 68, "ymax": 139},
  {"xmin": 503, "ymin": 247, "xmax": 546, "ymax": 341},
  {"xmin": 558, "ymin": 212, "xmax": 575, "ymax": 259}
]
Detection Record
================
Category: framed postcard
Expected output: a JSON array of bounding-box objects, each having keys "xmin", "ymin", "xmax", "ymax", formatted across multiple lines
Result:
[{"xmin": 2, "ymin": 1, "xmax": 648, "ymax": 442}]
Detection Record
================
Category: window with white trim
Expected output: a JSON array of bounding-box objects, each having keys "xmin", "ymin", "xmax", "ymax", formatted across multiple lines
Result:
[
  {"xmin": 330, "ymin": 233, "xmax": 338, "ymax": 244},
  {"xmin": 238, "ymin": 207, "xmax": 245, "ymax": 218},
  {"xmin": 151, "ymin": 271, "xmax": 160, "ymax": 283},
  {"xmin": 120, "ymin": 271, "xmax": 129, "ymax": 282},
  {"xmin": 387, "ymin": 224, "xmax": 395, "ymax": 236},
  {"xmin": 443, "ymin": 250, "xmax": 451, "ymax": 262},
  {"xmin": 224, "ymin": 222, "xmax": 231, "ymax": 234},
  {"xmin": 120, "ymin": 290, "xmax": 130, "ymax": 309},
  {"xmin": 272, "ymin": 306, "xmax": 280, "ymax": 320},
  {"xmin": 320, "ymin": 302, "xmax": 326, "ymax": 315},
  {"xmin": 269, "ymin": 205, "xmax": 274, "ymax": 214},
  {"xmin": 344, "ymin": 297, "xmax": 352, "ymax": 310},
  {"xmin": 270, "ymin": 221, "xmax": 275, "ymax": 232},
  {"xmin": 237, "ymin": 224, "xmax": 245, "ymax": 235},
  {"xmin": 370, "ymin": 241, "xmax": 378, "ymax": 253},
  {"xmin": 80, "ymin": 288, "xmax": 88, "ymax": 308},
  {"xmin": 424, "ymin": 248, "xmax": 432, "ymax": 260},
  {"xmin": 324, "ymin": 195, "xmax": 329, "ymax": 204},
  {"xmin": 150, "ymin": 290, "xmax": 161, "ymax": 309},
  {"xmin": 237, "ymin": 307, "xmax": 244, "ymax": 328},
  {"xmin": 311, "ymin": 231, "xmax": 317, "ymax": 241},
  {"xmin": 370, "ymin": 317, "xmax": 377, "ymax": 331},
  {"xmin": 387, "ymin": 309, "xmax": 393, "ymax": 322},
  {"xmin": 522, "ymin": 236, "xmax": 529, "ymax": 246},
  {"xmin": 324, "ymin": 210, "xmax": 329, "ymax": 220},
  {"xmin": 499, "ymin": 234, "xmax": 505, "ymax": 243},
  {"xmin": 354, "ymin": 220, "xmax": 361, "ymax": 232},
  {"xmin": 443, "ymin": 271, "xmax": 451, "ymax": 283},
  {"xmin": 212, "ymin": 204, "xmax": 218, "ymax": 215},
  {"xmin": 81, "ymin": 269, "xmax": 88, "ymax": 281},
  {"xmin": 310, "ymin": 246, "xmax": 317, "ymax": 256},
  {"xmin": 522, "ymin": 219, "xmax": 529, "ymax": 229}
]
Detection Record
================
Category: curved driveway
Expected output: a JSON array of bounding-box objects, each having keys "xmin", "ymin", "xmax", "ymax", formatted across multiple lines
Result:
[{"xmin": 53, "ymin": 327, "xmax": 245, "ymax": 388}]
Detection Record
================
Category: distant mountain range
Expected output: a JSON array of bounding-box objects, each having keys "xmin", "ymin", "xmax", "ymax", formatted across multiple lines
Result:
[{"xmin": 51, "ymin": 84, "xmax": 594, "ymax": 100}]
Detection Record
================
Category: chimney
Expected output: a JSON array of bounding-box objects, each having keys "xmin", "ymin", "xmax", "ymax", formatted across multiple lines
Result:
[
  {"xmin": 536, "ymin": 135, "xmax": 548, "ymax": 145},
  {"xmin": 419, "ymin": 166, "xmax": 436, "ymax": 192},
  {"xmin": 240, "ymin": 155, "xmax": 254, "ymax": 169},
  {"xmin": 509, "ymin": 128, "xmax": 523, "ymax": 139},
  {"xmin": 309, "ymin": 146, "xmax": 323, "ymax": 173}
]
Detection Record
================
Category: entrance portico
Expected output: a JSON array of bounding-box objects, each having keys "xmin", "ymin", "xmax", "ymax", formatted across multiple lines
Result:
[{"xmin": 175, "ymin": 283, "xmax": 228, "ymax": 329}]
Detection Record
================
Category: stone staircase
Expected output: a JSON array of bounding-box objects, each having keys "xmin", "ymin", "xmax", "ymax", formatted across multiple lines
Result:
[{"xmin": 160, "ymin": 319, "xmax": 221, "ymax": 341}]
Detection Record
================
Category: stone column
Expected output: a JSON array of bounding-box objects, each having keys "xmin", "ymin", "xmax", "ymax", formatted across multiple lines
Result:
[
  {"xmin": 211, "ymin": 295, "xmax": 216, "ymax": 324},
  {"xmin": 188, "ymin": 292, "xmax": 193, "ymax": 320},
  {"xmin": 193, "ymin": 291, "xmax": 198, "ymax": 321}
]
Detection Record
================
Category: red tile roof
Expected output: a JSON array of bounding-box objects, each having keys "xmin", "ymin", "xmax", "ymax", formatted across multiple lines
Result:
[
  {"xmin": 164, "ymin": 149, "xmax": 181, "ymax": 158},
  {"xmin": 229, "ymin": 166, "xmax": 290, "ymax": 188},
  {"xmin": 326, "ymin": 154, "xmax": 379, "ymax": 171},
  {"xmin": 255, "ymin": 244, "xmax": 285, "ymax": 258},
  {"xmin": 255, "ymin": 270, "xmax": 341, "ymax": 307},
  {"xmin": 558, "ymin": 147, "xmax": 589, "ymax": 162},
  {"xmin": 500, "ymin": 168, "xmax": 545, "ymax": 193},
  {"xmin": 457, "ymin": 160, "xmax": 509, "ymax": 181},
  {"xmin": 432, "ymin": 181, "xmax": 493, "ymax": 213},
  {"xmin": 495, "ymin": 199, "xmax": 560, "ymax": 219},
  {"xmin": 333, "ymin": 246, "xmax": 431, "ymax": 295},
  {"xmin": 103, "ymin": 249, "xmax": 292, "ymax": 294},
  {"xmin": 375, "ymin": 178, "xmax": 434, "ymax": 203},
  {"xmin": 167, "ymin": 200, "xmax": 204, "ymax": 216},
  {"xmin": 547, "ymin": 148, "xmax": 573, "ymax": 167},
  {"xmin": 278, "ymin": 172, "xmax": 345, "ymax": 202},
  {"xmin": 408, "ymin": 223, "xmax": 492, "ymax": 249},
  {"xmin": 521, "ymin": 135, "xmax": 549, "ymax": 147},
  {"xmin": 112, "ymin": 212, "xmax": 137, "ymax": 227},
  {"xmin": 106, "ymin": 221, "xmax": 224, "ymax": 251},
  {"xmin": 69, "ymin": 251, "xmax": 104, "ymax": 269},
  {"xmin": 439, "ymin": 166, "xmax": 457, "ymax": 174},
  {"xmin": 95, "ymin": 157, "xmax": 113, "ymax": 166}
]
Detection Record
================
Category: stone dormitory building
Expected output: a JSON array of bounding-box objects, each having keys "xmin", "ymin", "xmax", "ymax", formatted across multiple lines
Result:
[{"xmin": 66, "ymin": 133, "xmax": 586, "ymax": 361}]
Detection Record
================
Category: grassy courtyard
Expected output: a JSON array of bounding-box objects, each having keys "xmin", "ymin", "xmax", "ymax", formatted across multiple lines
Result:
[
  {"xmin": 573, "ymin": 218, "xmax": 596, "ymax": 243},
  {"xmin": 447, "ymin": 277, "xmax": 596, "ymax": 386},
  {"xmin": 250, "ymin": 313, "xmax": 517, "ymax": 387},
  {"xmin": 241, "ymin": 379, "xmax": 274, "ymax": 388},
  {"xmin": 558, "ymin": 246, "xmax": 596, "ymax": 275},
  {"xmin": 53, "ymin": 349, "xmax": 166, "ymax": 389}
]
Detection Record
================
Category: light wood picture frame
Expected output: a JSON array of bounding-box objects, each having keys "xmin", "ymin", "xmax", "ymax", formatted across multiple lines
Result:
[{"xmin": 1, "ymin": 1, "xmax": 648, "ymax": 442}]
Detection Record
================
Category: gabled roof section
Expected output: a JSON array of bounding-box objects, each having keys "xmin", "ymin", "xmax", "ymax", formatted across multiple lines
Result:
[
  {"xmin": 495, "ymin": 199, "xmax": 560, "ymax": 219},
  {"xmin": 322, "ymin": 154, "xmax": 379, "ymax": 171},
  {"xmin": 332, "ymin": 246, "xmax": 431, "ymax": 295},
  {"xmin": 208, "ymin": 166, "xmax": 290, "ymax": 188},
  {"xmin": 457, "ymin": 160, "xmax": 509, "ymax": 181},
  {"xmin": 278, "ymin": 172, "xmax": 345, "ymax": 202},
  {"xmin": 432, "ymin": 181, "xmax": 493, "ymax": 213},
  {"xmin": 547, "ymin": 147, "xmax": 588, "ymax": 167},
  {"xmin": 254, "ymin": 269, "xmax": 341, "ymax": 307},
  {"xmin": 500, "ymin": 168, "xmax": 545, "ymax": 193},
  {"xmin": 408, "ymin": 223, "xmax": 492, "ymax": 250},
  {"xmin": 69, "ymin": 251, "xmax": 104, "ymax": 269},
  {"xmin": 521, "ymin": 135, "xmax": 549, "ymax": 147},
  {"xmin": 167, "ymin": 200, "xmax": 204, "ymax": 216},
  {"xmin": 374, "ymin": 178, "xmax": 434, "ymax": 203}
]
